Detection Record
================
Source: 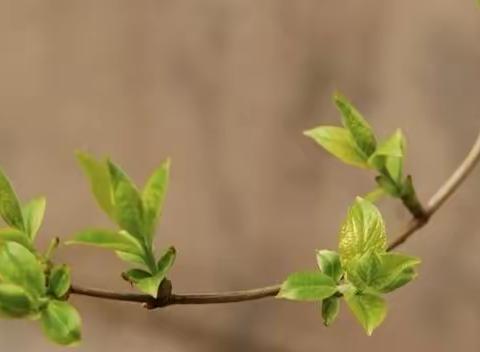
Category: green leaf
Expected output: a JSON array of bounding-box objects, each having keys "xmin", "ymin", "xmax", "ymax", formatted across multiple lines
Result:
[
  {"xmin": 338, "ymin": 197, "xmax": 387, "ymax": 267},
  {"xmin": 107, "ymin": 160, "xmax": 145, "ymax": 242},
  {"xmin": 373, "ymin": 253, "xmax": 420, "ymax": 293},
  {"xmin": 344, "ymin": 293, "xmax": 387, "ymax": 335},
  {"xmin": 369, "ymin": 130, "xmax": 405, "ymax": 183},
  {"xmin": 76, "ymin": 152, "xmax": 115, "ymax": 219},
  {"xmin": 126, "ymin": 247, "xmax": 176, "ymax": 296},
  {"xmin": 277, "ymin": 272, "xmax": 337, "ymax": 301},
  {"xmin": 346, "ymin": 251, "xmax": 420, "ymax": 293},
  {"xmin": 334, "ymin": 93, "xmax": 377, "ymax": 156},
  {"xmin": 0, "ymin": 227, "xmax": 34, "ymax": 251},
  {"xmin": 380, "ymin": 267, "xmax": 417, "ymax": 293},
  {"xmin": 316, "ymin": 250, "xmax": 343, "ymax": 282},
  {"xmin": 48, "ymin": 265, "xmax": 71, "ymax": 299},
  {"xmin": 304, "ymin": 127, "xmax": 369, "ymax": 168},
  {"xmin": 346, "ymin": 251, "xmax": 383, "ymax": 290},
  {"xmin": 321, "ymin": 296, "xmax": 340, "ymax": 326},
  {"xmin": 0, "ymin": 283, "xmax": 35, "ymax": 318},
  {"xmin": 0, "ymin": 242, "xmax": 45, "ymax": 298},
  {"xmin": 41, "ymin": 300, "xmax": 82, "ymax": 346},
  {"xmin": 22, "ymin": 197, "xmax": 46, "ymax": 240},
  {"xmin": 143, "ymin": 159, "xmax": 170, "ymax": 240},
  {"xmin": 157, "ymin": 246, "xmax": 176, "ymax": 274},
  {"xmin": 123, "ymin": 268, "xmax": 151, "ymax": 283},
  {"xmin": 116, "ymin": 251, "xmax": 146, "ymax": 266},
  {"xmin": 0, "ymin": 168, "xmax": 25, "ymax": 231},
  {"xmin": 68, "ymin": 229, "xmax": 144, "ymax": 256}
]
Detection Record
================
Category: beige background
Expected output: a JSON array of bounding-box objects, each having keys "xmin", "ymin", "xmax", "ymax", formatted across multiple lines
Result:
[{"xmin": 0, "ymin": 0, "xmax": 480, "ymax": 351}]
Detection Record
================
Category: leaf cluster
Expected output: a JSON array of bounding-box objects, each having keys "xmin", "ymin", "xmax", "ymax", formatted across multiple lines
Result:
[
  {"xmin": 304, "ymin": 93, "xmax": 418, "ymax": 203},
  {"xmin": 0, "ymin": 169, "xmax": 80, "ymax": 345},
  {"xmin": 278, "ymin": 198, "xmax": 420, "ymax": 335},
  {"xmin": 69, "ymin": 152, "xmax": 175, "ymax": 297}
]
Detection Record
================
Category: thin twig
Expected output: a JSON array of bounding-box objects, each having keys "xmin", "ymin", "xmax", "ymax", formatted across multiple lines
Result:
[
  {"xmin": 70, "ymin": 131, "xmax": 480, "ymax": 307},
  {"xmin": 388, "ymin": 131, "xmax": 480, "ymax": 250}
]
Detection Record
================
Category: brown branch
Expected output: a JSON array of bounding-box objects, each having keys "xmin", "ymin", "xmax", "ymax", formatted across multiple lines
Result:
[
  {"xmin": 69, "ymin": 131, "xmax": 480, "ymax": 308},
  {"xmin": 69, "ymin": 284, "xmax": 281, "ymax": 308}
]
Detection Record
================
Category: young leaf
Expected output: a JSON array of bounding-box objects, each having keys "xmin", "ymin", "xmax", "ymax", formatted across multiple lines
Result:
[
  {"xmin": 316, "ymin": 250, "xmax": 343, "ymax": 282},
  {"xmin": 142, "ymin": 159, "xmax": 170, "ymax": 240},
  {"xmin": 321, "ymin": 296, "xmax": 340, "ymax": 326},
  {"xmin": 41, "ymin": 300, "xmax": 82, "ymax": 346},
  {"xmin": 369, "ymin": 130, "xmax": 405, "ymax": 183},
  {"xmin": 122, "ymin": 268, "xmax": 151, "ymax": 284},
  {"xmin": 277, "ymin": 272, "xmax": 337, "ymax": 301},
  {"xmin": 344, "ymin": 292, "xmax": 387, "ymax": 335},
  {"xmin": 0, "ymin": 168, "xmax": 25, "ymax": 231},
  {"xmin": 379, "ymin": 267, "xmax": 417, "ymax": 293},
  {"xmin": 338, "ymin": 197, "xmax": 387, "ymax": 267},
  {"xmin": 345, "ymin": 251, "xmax": 383, "ymax": 290},
  {"xmin": 48, "ymin": 265, "xmax": 71, "ymax": 299},
  {"xmin": 334, "ymin": 93, "xmax": 377, "ymax": 157},
  {"xmin": 346, "ymin": 251, "xmax": 420, "ymax": 293},
  {"xmin": 68, "ymin": 229, "xmax": 144, "ymax": 256},
  {"xmin": 373, "ymin": 253, "xmax": 420, "ymax": 293},
  {"xmin": 135, "ymin": 275, "xmax": 163, "ymax": 297},
  {"xmin": 126, "ymin": 247, "xmax": 176, "ymax": 296},
  {"xmin": 157, "ymin": 246, "xmax": 176, "ymax": 275},
  {"xmin": 0, "ymin": 227, "xmax": 34, "ymax": 251},
  {"xmin": 0, "ymin": 283, "xmax": 35, "ymax": 318},
  {"xmin": 116, "ymin": 251, "xmax": 146, "ymax": 266},
  {"xmin": 76, "ymin": 152, "xmax": 115, "ymax": 219},
  {"xmin": 0, "ymin": 242, "xmax": 46, "ymax": 299},
  {"xmin": 22, "ymin": 197, "xmax": 46, "ymax": 240},
  {"xmin": 107, "ymin": 160, "xmax": 145, "ymax": 242},
  {"xmin": 304, "ymin": 127, "xmax": 369, "ymax": 168}
]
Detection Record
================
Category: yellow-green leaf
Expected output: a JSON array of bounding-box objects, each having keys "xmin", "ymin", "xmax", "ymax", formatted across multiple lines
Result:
[
  {"xmin": 76, "ymin": 152, "xmax": 115, "ymax": 219},
  {"xmin": 48, "ymin": 265, "xmax": 71, "ymax": 299},
  {"xmin": 22, "ymin": 197, "xmax": 46, "ymax": 240},
  {"xmin": 41, "ymin": 300, "xmax": 82, "ymax": 346},
  {"xmin": 334, "ymin": 93, "xmax": 377, "ymax": 156},
  {"xmin": 344, "ymin": 293, "xmax": 387, "ymax": 335},
  {"xmin": 277, "ymin": 272, "xmax": 337, "ymax": 301},
  {"xmin": 0, "ymin": 168, "xmax": 25, "ymax": 231},
  {"xmin": 142, "ymin": 159, "xmax": 170, "ymax": 240},
  {"xmin": 304, "ymin": 126, "xmax": 369, "ymax": 168},
  {"xmin": 107, "ymin": 160, "xmax": 145, "ymax": 242},
  {"xmin": 68, "ymin": 229, "xmax": 144, "ymax": 257},
  {"xmin": 0, "ymin": 227, "xmax": 33, "ymax": 251},
  {"xmin": 0, "ymin": 283, "xmax": 35, "ymax": 319},
  {"xmin": 0, "ymin": 242, "xmax": 45, "ymax": 299},
  {"xmin": 338, "ymin": 197, "xmax": 387, "ymax": 267},
  {"xmin": 321, "ymin": 296, "xmax": 340, "ymax": 326}
]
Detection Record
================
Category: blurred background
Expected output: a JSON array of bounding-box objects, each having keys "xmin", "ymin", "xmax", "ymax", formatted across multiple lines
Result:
[{"xmin": 0, "ymin": 0, "xmax": 479, "ymax": 351}]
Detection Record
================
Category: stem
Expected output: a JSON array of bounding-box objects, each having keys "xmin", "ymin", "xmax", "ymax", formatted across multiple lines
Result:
[
  {"xmin": 70, "ymin": 131, "xmax": 480, "ymax": 307},
  {"xmin": 399, "ymin": 179, "xmax": 428, "ymax": 220},
  {"xmin": 44, "ymin": 237, "xmax": 60, "ymax": 261}
]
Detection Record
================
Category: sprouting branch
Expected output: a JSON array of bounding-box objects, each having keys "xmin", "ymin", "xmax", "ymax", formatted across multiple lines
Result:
[
  {"xmin": 388, "ymin": 131, "xmax": 480, "ymax": 250},
  {"xmin": 69, "ymin": 131, "xmax": 480, "ymax": 308}
]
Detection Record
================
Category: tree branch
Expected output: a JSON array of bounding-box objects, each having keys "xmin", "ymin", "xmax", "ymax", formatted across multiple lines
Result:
[
  {"xmin": 388, "ymin": 131, "xmax": 480, "ymax": 250},
  {"xmin": 69, "ymin": 131, "xmax": 480, "ymax": 308}
]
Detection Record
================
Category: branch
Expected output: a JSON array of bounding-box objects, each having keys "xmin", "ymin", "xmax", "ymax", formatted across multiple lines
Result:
[
  {"xmin": 388, "ymin": 131, "xmax": 480, "ymax": 250},
  {"xmin": 69, "ymin": 131, "xmax": 480, "ymax": 308},
  {"xmin": 69, "ymin": 284, "xmax": 281, "ymax": 308}
]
